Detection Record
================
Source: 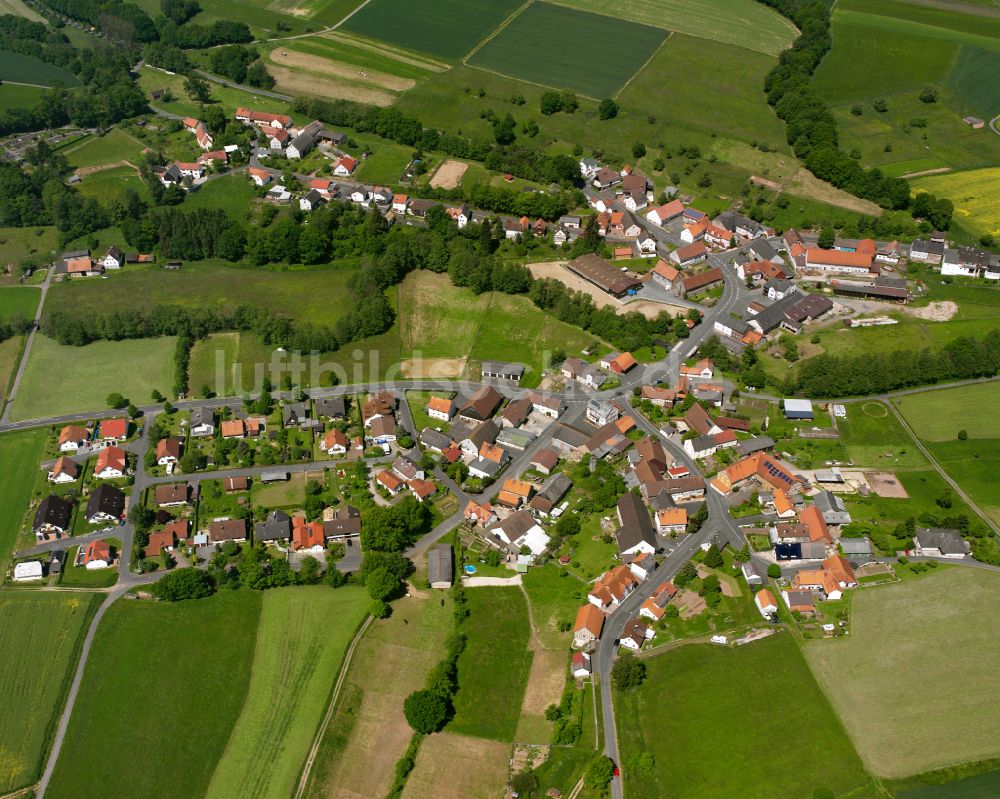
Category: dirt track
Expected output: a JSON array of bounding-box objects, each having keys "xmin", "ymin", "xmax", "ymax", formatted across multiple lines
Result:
[{"xmin": 528, "ymin": 261, "xmax": 621, "ymax": 309}]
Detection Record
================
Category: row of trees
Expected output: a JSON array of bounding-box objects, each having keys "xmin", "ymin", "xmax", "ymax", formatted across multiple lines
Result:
[
  {"xmin": 758, "ymin": 0, "xmax": 950, "ymax": 225},
  {"xmin": 791, "ymin": 331, "xmax": 1000, "ymax": 396}
]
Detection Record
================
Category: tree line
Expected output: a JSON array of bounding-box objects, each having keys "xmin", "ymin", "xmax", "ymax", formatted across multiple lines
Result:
[
  {"xmin": 789, "ymin": 331, "xmax": 1000, "ymax": 397},
  {"xmin": 758, "ymin": 0, "xmax": 953, "ymax": 226}
]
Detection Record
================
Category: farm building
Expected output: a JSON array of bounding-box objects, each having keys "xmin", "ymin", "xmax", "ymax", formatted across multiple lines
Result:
[
  {"xmin": 567, "ymin": 253, "xmax": 642, "ymax": 297},
  {"xmin": 427, "ymin": 544, "xmax": 454, "ymax": 589},
  {"xmin": 783, "ymin": 399, "xmax": 814, "ymax": 420}
]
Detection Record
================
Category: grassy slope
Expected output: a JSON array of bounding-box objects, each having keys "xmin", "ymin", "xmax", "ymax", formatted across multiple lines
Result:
[
  {"xmin": 46, "ymin": 590, "xmax": 262, "ymax": 799},
  {"xmin": 0, "ymin": 428, "xmax": 47, "ymax": 571},
  {"xmin": 206, "ymin": 586, "xmax": 368, "ymax": 799},
  {"xmin": 0, "ymin": 226, "xmax": 59, "ymax": 277},
  {"xmin": 11, "ymin": 336, "xmax": 176, "ymax": 420},
  {"xmin": 0, "ymin": 592, "xmax": 99, "ymax": 793},
  {"xmin": 805, "ymin": 569, "xmax": 1000, "ymax": 778},
  {"xmin": 521, "ymin": 564, "xmax": 588, "ymax": 649},
  {"xmin": 617, "ymin": 634, "xmax": 873, "ymax": 798},
  {"xmin": 448, "ymin": 586, "xmax": 532, "ymax": 741},
  {"xmin": 912, "ymin": 168, "xmax": 1000, "ymax": 238},
  {"xmin": 467, "ymin": 3, "xmax": 668, "ymax": 98}
]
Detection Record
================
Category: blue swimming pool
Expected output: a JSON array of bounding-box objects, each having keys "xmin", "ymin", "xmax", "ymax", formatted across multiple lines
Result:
[{"xmin": 464, "ymin": 564, "xmax": 477, "ymax": 575}]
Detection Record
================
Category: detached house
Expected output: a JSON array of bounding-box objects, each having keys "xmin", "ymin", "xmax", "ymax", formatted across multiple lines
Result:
[
  {"xmin": 34, "ymin": 494, "xmax": 73, "ymax": 539},
  {"xmin": 156, "ymin": 437, "xmax": 183, "ymax": 466},
  {"xmin": 94, "ymin": 446, "xmax": 127, "ymax": 479},
  {"xmin": 100, "ymin": 246, "xmax": 125, "ymax": 270},
  {"xmin": 48, "ymin": 456, "xmax": 79, "ymax": 484},
  {"xmin": 486, "ymin": 509, "xmax": 549, "ymax": 556},
  {"xmin": 573, "ymin": 603, "xmax": 605, "ymax": 649},
  {"xmin": 86, "ymin": 483, "xmax": 125, "ymax": 524},
  {"xmin": 189, "ymin": 407, "xmax": 216, "ymax": 437},
  {"xmin": 320, "ymin": 428, "xmax": 348, "ymax": 455},
  {"xmin": 646, "ymin": 200, "xmax": 684, "ymax": 227},
  {"xmin": 59, "ymin": 425, "xmax": 90, "ymax": 451}
]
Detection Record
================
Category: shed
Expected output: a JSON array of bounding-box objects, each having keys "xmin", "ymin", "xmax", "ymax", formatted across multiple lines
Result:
[
  {"xmin": 260, "ymin": 470, "xmax": 289, "ymax": 483},
  {"xmin": 428, "ymin": 544, "xmax": 453, "ymax": 589}
]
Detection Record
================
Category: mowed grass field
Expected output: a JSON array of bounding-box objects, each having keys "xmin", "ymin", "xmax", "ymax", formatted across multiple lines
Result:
[
  {"xmin": 62, "ymin": 128, "xmax": 147, "ymax": 169},
  {"xmin": 205, "ymin": 586, "xmax": 368, "ymax": 799},
  {"xmin": 912, "ymin": 168, "xmax": 1000, "ymax": 238},
  {"xmin": 555, "ymin": 0, "xmax": 796, "ymax": 56},
  {"xmin": 805, "ymin": 569, "xmax": 1000, "ymax": 778},
  {"xmin": 0, "ymin": 82, "xmax": 45, "ymax": 111},
  {"xmin": 11, "ymin": 335, "xmax": 176, "ymax": 420},
  {"xmin": 43, "ymin": 261, "xmax": 361, "ymax": 328},
  {"xmin": 0, "ymin": 287, "xmax": 39, "ymax": 321},
  {"xmin": 896, "ymin": 383, "xmax": 1000, "ymax": 523},
  {"xmin": 305, "ymin": 592, "xmax": 454, "ymax": 799},
  {"xmin": 0, "ymin": 427, "xmax": 48, "ymax": 570},
  {"xmin": 839, "ymin": 401, "xmax": 930, "ymax": 469},
  {"xmin": 448, "ymin": 586, "xmax": 532, "ymax": 742},
  {"xmin": 0, "ymin": 50, "xmax": 79, "ymax": 87},
  {"xmin": 468, "ymin": 3, "xmax": 667, "ymax": 98},
  {"xmin": 400, "ymin": 731, "xmax": 511, "ymax": 799},
  {"xmin": 616, "ymin": 635, "xmax": 874, "ymax": 798},
  {"xmin": 342, "ymin": 0, "xmax": 524, "ymax": 61},
  {"xmin": 47, "ymin": 590, "xmax": 262, "ymax": 799},
  {"xmin": 0, "ymin": 592, "xmax": 98, "ymax": 793}
]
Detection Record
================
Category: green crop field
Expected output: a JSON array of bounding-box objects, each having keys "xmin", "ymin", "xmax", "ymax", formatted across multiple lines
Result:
[
  {"xmin": 925, "ymin": 438, "xmax": 1000, "ymax": 524},
  {"xmin": 554, "ymin": 0, "xmax": 796, "ymax": 56},
  {"xmin": 0, "ymin": 287, "xmax": 38, "ymax": 321},
  {"xmin": 843, "ymin": 468, "xmax": 981, "ymax": 530},
  {"xmin": 813, "ymin": 18, "xmax": 958, "ymax": 104},
  {"xmin": 62, "ymin": 128, "xmax": 146, "ymax": 169},
  {"xmin": 806, "ymin": 569, "xmax": 1000, "ymax": 778},
  {"xmin": 0, "ymin": 50, "xmax": 79, "ymax": 87},
  {"xmin": 11, "ymin": 335, "xmax": 176, "ymax": 421},
  {"xmin": 448, "ymin": 586, "xmax": 532, "ymax": 742},
  {"xmin": 342, "ymin": 0, "xmax": 524, "ymax": 61},
  {"xmin": 0, "ymin": 82, "xmax": 45, "ymax": 111},
  {"xmin": 948, "ymin": 46, "xmax": 1000, "ymax": 118},
  {"xmin": 617, "ymin": 635, "xmax": 874, "ymax": 798},
  {"xmin": 912, "ymin": 168, "xmax": 1000, "ymax": 238},
  {"xmin": 839, "ymin": 401, "xmax": 930, "ymax": 469},
  {"xmin": 46, "ymin": 590, "xmax": 262, "ymax": 799},
  {"xmin": 0, "ymin": 428, "xmax": 47, "ymax": 571},
  {"xmin": 468, "ymin": 3, "xmax": 667, "ymax": 98},
  {"xmin": 839, "ymin": 0, "xmax": 1000, "ymax": 44},
  {"xmin": 206, "ymin": 586, "xmax": 368, "ymax": 799},
  {"xmin": 0, "ymin": 592, "xmax": 99, "ymax": 793},
  {"xmin": 284, "ymin": 33, "xmax": 445, "ymax": 81}
]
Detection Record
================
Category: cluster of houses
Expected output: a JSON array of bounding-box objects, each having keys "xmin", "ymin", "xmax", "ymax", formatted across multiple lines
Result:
[
  {"xmin": 155, "ymin": 119, "xmax": 242, "ymax": 187},
  {"xmin": 909, "ymin": 232, "xmax": 1000, "ymax": 280},
  {"xmin": 55, "ymin": 247, "xmax": 154, "ymax": 278},
  {"xmin": 236, "ymin": 109, "xmax": 352, "ymax": 167}
]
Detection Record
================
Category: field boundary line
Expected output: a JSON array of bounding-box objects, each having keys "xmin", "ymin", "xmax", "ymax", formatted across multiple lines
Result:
[
  {"xmin": 615, "ymin": 30, "xmax": 672, "ymax": 99},
  {"xmin": 887, "ymin": 401, "xmax": 1000, "ymax": 535},
  {"xmin": 461, "ymin": 61, "xmax": 600, "ymax": 101},
  {"xmin": 320, "ymin": 30, "xmax": 450, "ymax": 72},
  {"xmin": 0, "ymin": 80, "xmax": 49, "ymax": 89},
  {"xmin": 292, "ymin": 612, "xmax": 374, "ymax": 799},
  {"xmin": 0, "ymin": 786, "xmax": 37, "ymax": 799},
  {"xmin": 461, "ymin": 0, "xmax": 534, "ymax": 64}
]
